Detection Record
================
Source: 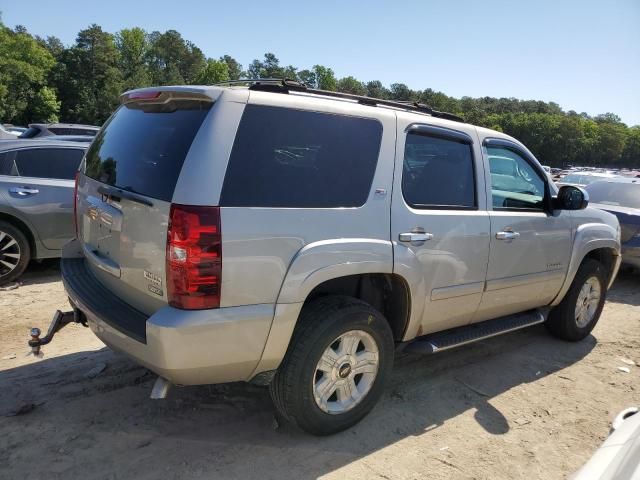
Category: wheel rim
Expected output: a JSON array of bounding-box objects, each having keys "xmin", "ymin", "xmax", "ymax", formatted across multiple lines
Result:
[
  {"xmin": 575, "ymin": 276, "xmax": 601, "ymax": 328},
  {"xmin": 313, "ymin": 330, "xmax": 379, "ymax": 415},
  {"xmin": 0, "ymin": 230, "xmax": 21, "ymax": 278}
]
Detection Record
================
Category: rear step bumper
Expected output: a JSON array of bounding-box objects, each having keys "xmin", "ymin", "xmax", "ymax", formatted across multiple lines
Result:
[
  {"xmin": 61, "ymin": 240, "xmax": 274, "ymax": 386},
  {"xmin": 403, "ymin": 310, "xmax": 547, "ymax": 354}
]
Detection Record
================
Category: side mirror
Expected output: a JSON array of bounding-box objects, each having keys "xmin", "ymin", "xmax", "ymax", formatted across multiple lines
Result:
[{"xmin": 555, "ymin": 185, "xmax": 589, "ymax": 210}]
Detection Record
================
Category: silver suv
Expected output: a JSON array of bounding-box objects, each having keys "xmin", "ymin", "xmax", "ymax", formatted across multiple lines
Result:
[{"xmin": 57, "ymin": 81, "xmax": 621, "ymax": 435}]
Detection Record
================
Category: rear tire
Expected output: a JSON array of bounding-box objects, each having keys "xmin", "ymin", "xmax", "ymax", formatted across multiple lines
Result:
[
  {"xmin": 270, "ymin": 296, "xmax": 394, "ymax": 436},
  {"xmin": 546, "ymin": 259, "xmax": 607, "ymax": 341},
  {"xmin": 0, "ymin": 220, "xmax": 30, "ymax": 286}
]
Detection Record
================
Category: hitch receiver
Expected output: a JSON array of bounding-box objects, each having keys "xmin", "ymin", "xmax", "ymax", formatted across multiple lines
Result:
[{"xmin": 28, "ymin": 309, "xmax": 87, "ymax": 356}]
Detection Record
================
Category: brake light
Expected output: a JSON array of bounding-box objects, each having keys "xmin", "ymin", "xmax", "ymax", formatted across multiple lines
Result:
[
  {"xmin": 166, "ymin": 205, "xmax": 221, "ymax": 309},
  {"xmin": 126, "ymin": 91, "xmax": 161, "ymax": 101},
  {"xmin": 73, "ymin": 171, "xmax": 79, "ymax": 238}
]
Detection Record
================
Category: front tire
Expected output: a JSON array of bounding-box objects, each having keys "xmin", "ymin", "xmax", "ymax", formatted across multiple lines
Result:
[
  {"xmin": 546, "ymin": 259, "xmax": 607, "ymax": 341},
  {"xmin": 0, "ymin": 221, "xmax": 30, "ymax": 286},
  {"xmin": 270, "ymin": 296, "xmax": 394, "ymax": 436}
]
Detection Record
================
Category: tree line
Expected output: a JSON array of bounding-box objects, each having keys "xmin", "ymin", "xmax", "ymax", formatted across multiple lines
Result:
[{"xmin": 1, "ymin": 20, "xmax": 638, "ymax": 168}]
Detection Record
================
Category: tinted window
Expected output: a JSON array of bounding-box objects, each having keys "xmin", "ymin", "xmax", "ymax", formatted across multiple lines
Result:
[
  {"xmin": 488, "ymin": 146, "xmax": 545, "ymax": 210},
  {"xmin": 0, "ymin": 152, "xmax": 10, "ymax": 175},
  {"xmin": 220, "ymin": 105, "xmax": 383, "ymax": 208},
  {"xmin": 402, "ymin": 132, "xmax": 476, "ymax": 209},
  {"xmin": 585, "ymin": 182, "xmax": 640, "ymax": 209},
  {"xmin": 85, "ymin": 100, "xmax": 211, "ymax": 202},
  {"xmin": 14, "ymin": 148, "xmax": 85, "ymax": 180}
]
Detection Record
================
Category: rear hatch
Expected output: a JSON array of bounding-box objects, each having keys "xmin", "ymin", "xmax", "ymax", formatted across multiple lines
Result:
[{"xmin": 76, "ymin": 90, "xmax": 213, "ymax": 315}]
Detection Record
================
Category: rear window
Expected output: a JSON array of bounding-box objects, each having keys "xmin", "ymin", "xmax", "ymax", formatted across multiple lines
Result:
[
  {"xmin": 84, "ymin": 100, "xmax": 211, "ymax": 202},
  {"xmin": 13, "ymin": 148, "xmax": 85, "ymax": 180},
  {"xmin": 220, "ymin": 105, "xmax": 383, "ymax": 208}
]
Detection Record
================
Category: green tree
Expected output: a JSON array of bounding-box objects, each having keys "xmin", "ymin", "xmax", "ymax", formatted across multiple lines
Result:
[
  {"xmin": 313, "ymin": 65, "xmax": 336, "ymax": 91},
  {"xmin": 336, "ymin": 76, "xmax": 366, "ymax": 95},
  {"xmin": 115, "ymin": 27, "xmax": 151, "ymax": 90},
  {"xmin": 365, "ymin": 80, "xmax": 389, "ymax": 99},
  {"xmin": 0, "ymin": 22, "xmax": 59, "ymax": 124},
  {"xmin": 220, "ymin": 55, "xmax": 242, "ymax": 80},
  {"xmin": 195, "ymin": 58, "xmax": 229, "ymax": 84},
  {"xmin": 54, "ymin": 24, "xmax": 123, "ymax": 124},
  {"xmin": 146, "ymin": 30, "xmax": 206, "ymax": 85}
]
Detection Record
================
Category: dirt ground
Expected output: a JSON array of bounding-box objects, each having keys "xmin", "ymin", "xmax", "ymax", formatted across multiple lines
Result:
[{"xmin": 0, "ymin": 261, "xmax": 639, "ymax": 480}]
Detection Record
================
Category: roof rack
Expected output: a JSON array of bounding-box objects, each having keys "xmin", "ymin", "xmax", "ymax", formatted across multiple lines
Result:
[{"xmin": 213, "ymin": 78, "xmax": 464, "ymax": 122}]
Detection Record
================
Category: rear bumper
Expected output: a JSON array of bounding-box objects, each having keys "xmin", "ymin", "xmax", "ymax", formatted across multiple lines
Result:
[{"xmin": 61, "ymin": 242, "xmax": 274, "ymax": 385}]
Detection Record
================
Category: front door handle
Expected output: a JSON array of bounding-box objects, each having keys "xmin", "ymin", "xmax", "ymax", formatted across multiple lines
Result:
[
  {"xmin": 496, "ymin": 231, "xmax": 520, "ymax": 240},
  {"xmin": 9, "ymin": 187, "xmax": 39, "ymax": 196},
  {"xmin": 399, "ymin": 232, "xmax": 434, "ymax": 243}
]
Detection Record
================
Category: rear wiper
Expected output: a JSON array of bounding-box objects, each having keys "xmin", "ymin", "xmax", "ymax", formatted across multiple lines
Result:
[{"xmin": 98, "ymin": 185, "xmax": 154, "ymax": 207}]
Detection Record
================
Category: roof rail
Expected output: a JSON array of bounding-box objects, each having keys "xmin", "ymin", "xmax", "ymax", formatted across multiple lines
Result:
[{"xmin": 213, "ymin": 78, "xmax": 464, "ymax": 122}]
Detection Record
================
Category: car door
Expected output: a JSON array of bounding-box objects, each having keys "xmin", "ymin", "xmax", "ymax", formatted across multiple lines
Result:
[
  {"xmin": 473, "ymin": 137, "xmax": 572, "ymax": 323},
  {"xmin": 2, "ymin": 147, "xmax": 85, "ymax": 250},
  {"xmin": 392, "ymin": 120, "xmax": 490, "ymax": 337}
]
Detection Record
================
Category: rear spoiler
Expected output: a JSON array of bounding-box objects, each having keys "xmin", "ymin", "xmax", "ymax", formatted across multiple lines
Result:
[{"xmin": 120, "ymin": 90, "xmax": 214, "ymax": 105}]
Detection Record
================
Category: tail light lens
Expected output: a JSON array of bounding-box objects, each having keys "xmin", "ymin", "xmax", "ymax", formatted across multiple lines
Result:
[
  {"xmin": 166, "ymin": 204, "xmax": 221, "ymax": 309},
  {"xmin": 73, "ymin": 171, "xmax": 79, "ymax": 238}
]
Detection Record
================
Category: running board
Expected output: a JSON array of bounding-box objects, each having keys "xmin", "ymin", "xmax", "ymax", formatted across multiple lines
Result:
[{"xmin": 403, "ymin": 310, "xmax": 546, "ymax": 355}]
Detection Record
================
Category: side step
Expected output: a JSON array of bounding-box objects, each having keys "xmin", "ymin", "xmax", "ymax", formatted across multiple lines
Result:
[{"xmin": 403, "ymin": 310, "xmax": 546, "ymax": 355}]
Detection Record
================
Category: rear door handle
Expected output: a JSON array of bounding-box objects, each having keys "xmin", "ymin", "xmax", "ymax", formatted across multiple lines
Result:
[
  {"xmin": 9, "ymin": 187, "xmax": 39, "ymax": 196},
  {"xmin": 399, "ymin": 232, "xmax": 434, "ymax": 243},
  {"xmin": 496, "ymin": 231, "xmax": 520, "ymax": 240}
]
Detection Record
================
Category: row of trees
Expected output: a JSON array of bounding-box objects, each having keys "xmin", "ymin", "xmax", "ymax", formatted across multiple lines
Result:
[{"xmin": 1, "ymin": 20, "xmax": 638, "ymax": 168}]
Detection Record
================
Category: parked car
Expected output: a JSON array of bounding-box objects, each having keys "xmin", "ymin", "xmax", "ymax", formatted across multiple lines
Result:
[
  {"xmin": 0, "ymin": 125, "xmax": 18, "ymax": 139},
  {"xmin": 55, "ymin": 81, "xmax": 620, "ymax": 435},
  {"xmin": 573, "ymin": 407, "xmax": 640, "ymax": 479},
  {"xmin": 19, "ymin": 123, "xmax": 99, "ymax": 139},
  {"xmin": 557, "ymin": 171, "xmax": 620, "ymax": 187},
  {"xmin": 3, "ymin": 125, "xmax": 27, "ymax": 136},
  {"xmin": 0, "ymin": 139, "xmax": 87, "ymax": 284},
  {"xmin": 586, "ymin": 179, "xmax": 640, "ymax": 269}
]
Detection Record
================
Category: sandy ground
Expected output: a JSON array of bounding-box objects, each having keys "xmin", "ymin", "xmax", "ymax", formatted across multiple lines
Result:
[{"xmin": 0, "ymin": 261, "xmax": 639, "ymax": 480}]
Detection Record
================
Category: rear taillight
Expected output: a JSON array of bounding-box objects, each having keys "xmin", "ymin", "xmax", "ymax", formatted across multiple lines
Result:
[
  {"xmin": 73, "ymin": 171, "xmax": 79, "ymax": 238},
  {"xmin": 166, "ymin": 204, "xmax": 221, "ymax": 310}
]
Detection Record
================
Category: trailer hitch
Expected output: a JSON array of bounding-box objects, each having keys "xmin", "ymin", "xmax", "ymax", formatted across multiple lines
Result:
[{"xmin": 28, "ymin": 309, "xmax": 88, "ymax": 356}]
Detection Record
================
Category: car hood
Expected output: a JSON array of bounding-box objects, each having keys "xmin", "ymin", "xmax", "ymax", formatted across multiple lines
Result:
[{"xmin": 590, "ymin": 203, "xmax": 640, "ymax": 243}]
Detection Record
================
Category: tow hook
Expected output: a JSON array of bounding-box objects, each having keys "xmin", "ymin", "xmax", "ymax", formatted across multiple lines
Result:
[{"xmin": 28, "ymin": 309, "xmax": 88, "ymax": 356}]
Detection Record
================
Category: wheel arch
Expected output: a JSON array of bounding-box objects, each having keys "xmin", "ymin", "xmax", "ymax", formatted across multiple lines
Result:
[
  {"xmin": 250, "ymin": 238, "xmax": 417, "ymax": 379},
  {"xmin": 550, "ymin": 222, "xmax": 621, "ymax": 307}
]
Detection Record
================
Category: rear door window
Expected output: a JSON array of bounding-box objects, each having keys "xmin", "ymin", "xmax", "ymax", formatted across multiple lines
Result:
[
  {"xmin": 402, "ymin": 132, "xmax": 476, "ymax": 209},
  {"xmin": 220, "ymin": 105, "xmax": 383, "ymax": 208},
  {"xmin": 13, "ymin": 148, "xmax": 85, "ymax": 180},
  {"xmin": 84, "ymin": 100, "xmax": 212, "ymax": 202}
]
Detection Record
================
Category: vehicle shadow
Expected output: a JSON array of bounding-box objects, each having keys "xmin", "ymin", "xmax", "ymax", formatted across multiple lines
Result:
[
  {"xmin": 17, "ymin": 259, "xmax": 61, "ymax": 286},
  {"xmin": 0, "ymin": 324, "xmax": 595, "ymax": 479},
  {"xmin": 607, "ymin": 268, "xmax": 640, "ymax": 307}
]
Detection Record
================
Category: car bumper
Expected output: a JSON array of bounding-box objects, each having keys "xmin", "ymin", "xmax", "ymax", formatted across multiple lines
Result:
[
  {"xmin": 621, "ymin": 245, "xmax": 640, "ymax": 269},
  {"xmin": 61, "ymin": 245, "xmax": 273, "ymax": 386}
]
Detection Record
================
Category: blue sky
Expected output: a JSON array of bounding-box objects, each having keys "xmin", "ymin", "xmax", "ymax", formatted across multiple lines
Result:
[{"xmin": 3, "ymin": 0, "xmax": 639, "ymax": 125}]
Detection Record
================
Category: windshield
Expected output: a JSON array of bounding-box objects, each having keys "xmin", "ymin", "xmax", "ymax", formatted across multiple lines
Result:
[{"xmin": 585, "ymin": 181, "xmax": 640, "ymax": 209}]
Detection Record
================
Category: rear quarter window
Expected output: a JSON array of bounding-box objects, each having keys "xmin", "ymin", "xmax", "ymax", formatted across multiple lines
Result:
[{"xmin": 220, "ymin": 105, "xmax": 383, "ymax": 208}]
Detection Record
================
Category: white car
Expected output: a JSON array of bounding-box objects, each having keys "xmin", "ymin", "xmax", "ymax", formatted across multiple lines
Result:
[{"xmin": 573, "ymin": 407, "xmax": 640, "ymax": 479}]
